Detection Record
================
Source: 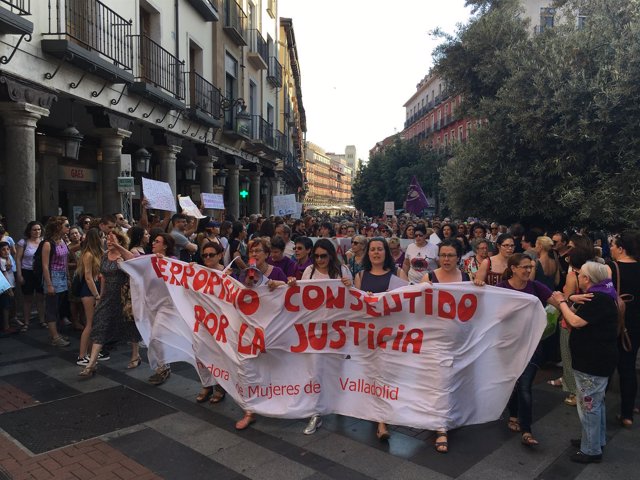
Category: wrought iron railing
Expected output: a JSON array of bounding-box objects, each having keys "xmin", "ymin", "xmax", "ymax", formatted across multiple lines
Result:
[
  {"xmin": 131, "ymin": 34, "xmax": 185, "ymax": 99},
  {"xmin": 267, "ymin": 56, "xmax": 282, "ymax": 87},
  {"xmin": 224, "ymin": 0, "xmax": 246, "ymax": 37},
  {"xmin": 251, "ymin": 115, "xmax": 274, "ymax": 147},
  {"xmin": 247, "ymin": 29, "xmax": 267, "ymax": 64},
  {"xmin": 44, "ymin": 0, "xmax": 132, "ymax": 69},
  {"xmin": 1, "ymin": 0, "xmax": 30, "ymax": 15},
  {"xmin": 275, "ymin": 130, "xmax": 287, "ymax": 155},
  {"xmin": 188, "ymin": 71, "xmax": 222, "ymax": 119}
]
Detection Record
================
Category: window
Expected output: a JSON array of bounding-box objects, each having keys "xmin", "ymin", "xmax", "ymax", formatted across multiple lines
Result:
[
  {"xmin": 577, "ymin": 15, "xmax": 587, "ymax": 29},
  {"xmin": 225, "ymin": 52, "xmax": 239, "ymax": 128},
  {"xmin": 458, "ymin": 126, "xmax": 463, "ymax": 140},
  {"xmin": 540, "ymin": 8, "xmax": 555, "ymax": 32}
]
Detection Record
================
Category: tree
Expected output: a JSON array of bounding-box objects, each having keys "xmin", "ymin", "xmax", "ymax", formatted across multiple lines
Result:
[
  {"xmin": 352, "ymin": 140, "xmax": 447, "ymax": 216},
  {"xmin": 436, "ymin": 0, "xmax": 640, "ymax": 228}
]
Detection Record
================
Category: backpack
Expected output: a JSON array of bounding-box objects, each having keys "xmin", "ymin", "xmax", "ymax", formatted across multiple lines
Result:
[{"xmin": 32, "ymin": 240, "xmax": 55, "ymax": 287}]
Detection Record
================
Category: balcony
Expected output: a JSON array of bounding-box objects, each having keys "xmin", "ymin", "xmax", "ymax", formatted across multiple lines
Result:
[
  {"xmin": 187, "ymin": 71, "xmax": 222, "ymax": 127},
  {"xmin": 41, "ymin": 0, "xmax": 133, "ymax": 83},
  {"xmin": 275, "ymin": 130, "xmax": 287, "ymax": 156},
  {"xmin": 129, "ymin": 34, "xmax": 185, "ymax": 109},
  {"xmin": 250, "ymin": 115, "xmax": 275, "ymax": 149},
  {"xmin": 267, "ymin": 56, "xmax": 282, "ymax": 88},
  {"xmin": 186, "ymin": 0, "xmax": 218, "ymax": 22},
  {"xmin": 0, "ymin": 0, "xmax": 32, "ymax": 35},
  {"xmin": 223, "ymin": 0, "xmax": 246, "ymax": 46},
  {"xmin": 246, "ymin": 29, "xmax": 268, "ymax": 70}
]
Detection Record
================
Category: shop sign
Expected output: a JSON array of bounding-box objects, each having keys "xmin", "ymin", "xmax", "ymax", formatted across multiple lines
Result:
[
  {"xmin": 58, "ymin": 165, "xmax": 97, "ymax": 183},
  {"xmin": 117, "ymin": 176, "xmax": 135, "ymax": 193}
]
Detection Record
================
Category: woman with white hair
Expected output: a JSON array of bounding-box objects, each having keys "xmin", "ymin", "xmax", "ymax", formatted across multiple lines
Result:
[{"xmin": 552, "ymin": 261, "xmax": 619, "ymax": 464}]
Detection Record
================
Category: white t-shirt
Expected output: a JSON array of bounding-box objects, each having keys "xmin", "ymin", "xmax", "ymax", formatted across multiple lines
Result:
[
  {"xmin": 301, "ymin": 264, "xmax": 352, "ymax": 280},
  {"xmin": 0, "ymin": 257, "xmax": 15, "ymax": 287},
  {"xmin": 405, "ymin": 242, "xmax": 438, "ymax": 284}
]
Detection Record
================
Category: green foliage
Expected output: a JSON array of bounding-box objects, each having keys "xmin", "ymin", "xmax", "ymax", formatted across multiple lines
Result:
[
  {"xmin": 352, "ymin": 140, "xmax": 447, "ymax": 216},
  {"xmin": 436, "ymin": 0, "xmax": 640, "ymax": 229}
]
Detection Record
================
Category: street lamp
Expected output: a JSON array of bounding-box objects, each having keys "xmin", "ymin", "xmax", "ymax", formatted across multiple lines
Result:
[
  {"xmin": 184, "ymin": 159, "xmax": 197, "ymax": 181},
  {"xmin": 134, "ymin": 147, "xmax": 151, "ymax": 174},
  {"xmin": 221, "ymin": 97, "xmax": 251, "ymax": 137},
  {"xmin": 60, "ymin": 124, "xmax": 83, "ymax": 160}
]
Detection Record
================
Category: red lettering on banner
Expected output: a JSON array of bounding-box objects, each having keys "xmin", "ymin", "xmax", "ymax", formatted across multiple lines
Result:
[
  {"xmin": 238, "ymin": 323, "xmax": 265, "ymax": 354},
  {"xmin": 193, "ymin": 305, "xmax": 228, "ymax": 343},
  {"xmin": 326, "ymin": 287, "xmax": 345, "ymax": 309},
  {"xmin": 458, "ymin": 294, "xmax": 478, "ymax": 322},
  {"xmin": 438, "ymin": 291, "xmax": 457, "ymax": 320},
  {"xmin": 151, "ymin": 256, "xmax": 169, "ymax": 280},
  {"xmin": 403, "ymin": 291, "xmax": 422, "ymax": 313},
  {"xmin": 284, "ymin": 285, "xmax": 300, "ymax": 311},
  {"xmin": 382, "ymin": 294, "xmax": 403, "ymax": 315},
  {"xmin": 247, "ymin": 383, "xmax": 301, "ymax": 399},
  {"xmin": 349, "ymin": 289, "xmax": 364, "ymax": 311},
  {"xmin": 302, "ymin": 285, "xmax": 324, "ymax": 310},
  {"xmin": 329, "ymin": 320, "xmax": 347, "ymax": 349}
]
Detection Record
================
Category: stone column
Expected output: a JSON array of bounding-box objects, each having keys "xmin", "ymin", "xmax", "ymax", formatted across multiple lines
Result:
[
  {"xmin": 226, "ymin": 164, "xmax": 240, "ymax": 220},
  {"xmin": 0, "ymin": 102, "xmax": 49, "ymax": 231},
  {"xmin": 248, "ymin": 170, "xmax": 262, "ymax": 215},
  {"xmin": 156, "ymin": 145, "xmax": 182, "ymax": 202},
  {"xmin": 96, "ymin": 128, "xmax": 131, "ymax": 215}
]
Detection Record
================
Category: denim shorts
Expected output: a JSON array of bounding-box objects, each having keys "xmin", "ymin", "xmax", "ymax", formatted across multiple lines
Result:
[{"xmin": 49, "ymin": 270, "xmax": 68, "ymax": 293}]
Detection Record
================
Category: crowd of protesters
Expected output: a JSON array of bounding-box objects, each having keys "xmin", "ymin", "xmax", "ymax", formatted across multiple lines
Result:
[{"xmin": 0, "ymin": 207, "xmax": 637, "ymax": 464}]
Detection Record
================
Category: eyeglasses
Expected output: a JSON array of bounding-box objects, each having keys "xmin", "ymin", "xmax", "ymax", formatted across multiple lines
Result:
[
  {"xmin": 63, "ymin": 224, "xmax": 70, "ymax": 228},
  {"xmin": 439, "ymin": 253, "xmax": 458, "ymax": 259},
  {"xmin": 83, "ymin": 220, "xmax": 91, "ymax": 224},
  {"xmin": 314, "ymin": 253, "xmax": 329, "ymax": 260},
  {"xmin": 201, "ymin": 253, "xmax": 219, "ymax": 259},
  {"xmin": 515, "ymin": 265, "xmax": 533, "ymax": 270},
  {"xmin": 294, "ymin": 246, "xmax": 306, "ymax": 250},
  {"xmin": 249, "ymin": 249, "xmax": 264, "ymax": 254},
  {"xmin": 352, "ymin": 241, "xmax": 360, "ymax": 245},
  {"xmin": 500, "ymin": 243, "xmax": 515, "ymax": 248}
]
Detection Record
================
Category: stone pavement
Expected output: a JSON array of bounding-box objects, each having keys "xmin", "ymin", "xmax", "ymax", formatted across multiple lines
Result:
[{"xmin": 0, "ymin": 327, "xmax": 639, "ymax": 480}]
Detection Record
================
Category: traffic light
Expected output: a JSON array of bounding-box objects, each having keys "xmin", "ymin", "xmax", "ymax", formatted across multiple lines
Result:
[{"xmin": 240, "ymin": 189, "xmax": 249, "ymax": 199}]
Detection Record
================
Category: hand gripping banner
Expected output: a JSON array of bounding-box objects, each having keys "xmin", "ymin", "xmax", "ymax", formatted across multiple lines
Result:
[{"xmin": 121, "ymin": 256, "xmax": 545, "ymax": 431}]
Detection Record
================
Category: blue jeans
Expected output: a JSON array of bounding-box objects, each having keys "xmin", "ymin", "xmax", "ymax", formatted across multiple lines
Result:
[
  {"xmin": 508, "ymin": 361, "xmax": 538, "ymax": 434},
  {"xmin": 574, "ymin": 369, "xmax": 608, "ymax": 455}
]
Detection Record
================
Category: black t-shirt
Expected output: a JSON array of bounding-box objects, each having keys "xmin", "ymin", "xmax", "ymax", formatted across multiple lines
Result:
[
  {"xmin": 569, "ymin": 292, "xmax": 619, "ymax": 377},
  {"xmin": 608, "ymin": 261, "xmax": 640, "ymax": 334}
]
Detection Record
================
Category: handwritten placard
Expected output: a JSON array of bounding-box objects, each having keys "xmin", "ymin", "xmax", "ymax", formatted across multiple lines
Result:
[
  {"xmin": 273, "ymin": 194, "xmax": 297, "ymax": 216},
  {"xmin": 201, "ymin": 193, "xmax": 225, "ymax": 210},
  {"xmin": 178, "ymin": 195, "xmax": 206, "ymax": 219},
  {"xmin": 384, "ymin": 202, "xmax": 395, "ymax": 216},
  {"xmin": 142, "ymin": 178, "xmax": 176, "ymax": 212}
]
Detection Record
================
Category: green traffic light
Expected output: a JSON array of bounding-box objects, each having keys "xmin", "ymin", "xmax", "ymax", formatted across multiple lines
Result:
[{"xmin": 240, "ymin": 189, "xmax": 249, "ymax": 199}]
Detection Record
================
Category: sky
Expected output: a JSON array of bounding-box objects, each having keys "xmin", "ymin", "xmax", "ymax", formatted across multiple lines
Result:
[{"xmin": 278, "ymin": 0, "xmax": 474, "ymax": 164}]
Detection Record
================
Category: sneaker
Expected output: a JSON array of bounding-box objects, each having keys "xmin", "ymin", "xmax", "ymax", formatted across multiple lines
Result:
[
  {"xmin": 570, "ymin": 451, "xmax": 602, "ymax": 464},
  {"xmin": 76, "ymin": 356, "xmax": 90, "ymax": 366},
  {"xmin": 97, "ymin": 351, "xmax": 110, "ymax": 361},
  {"xmin": 148, "ymin": 365, "xmax": 171, "ymax": 385},
  {"xmin": 303, "ymin": 415, "xmax": 322, "ymax": 435},
  {"xmin": 51, "ymin": 336, "xmax": 70, "ymax": 347}
]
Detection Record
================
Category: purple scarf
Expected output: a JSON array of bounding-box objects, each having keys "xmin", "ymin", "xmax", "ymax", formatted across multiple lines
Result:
[{"xmin": 587, "ymin": 278, "xmax": 617, "ymax": 301}]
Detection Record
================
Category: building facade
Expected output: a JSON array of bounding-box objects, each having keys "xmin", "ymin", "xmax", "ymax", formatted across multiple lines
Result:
[
  {"xmin": 304, "ymin": 142, "xmax": 352, "ymax": 210},
  {"xmin": 0, "ymin": 0, "xmax": 305, "ymax": 232}
]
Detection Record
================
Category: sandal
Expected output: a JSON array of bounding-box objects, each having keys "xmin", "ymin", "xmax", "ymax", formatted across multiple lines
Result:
[
  {"xmin": 196, "ymin": 386, "xmax": 213, "ymax": 403},
  {"xmin": 564, "ymin": 394, "xmax": 577, "ymax": 406},
  {"xmin": 20, "ymin": 324, "xmax": 28, "ymax": 333},
  {"xmin": 617, "ymin": 415, "xmax": 633, "ymax": 428},
  {"xmin": 209, "ymin": 386, "xmax": 226, "ymax": 404},
  {"xmin": 376, "ymin": 425, "xmax": 390, "ymax": 441},
  {"xmin": 547, "ymin": 377, "xmax": 563, "ymax": 387},
  {"xmin": 508, "ymin": 417, "xmax": 521, "ymax": 432},
  {"xmin": 521, "ymin": 432, "xmax": 539, "ymax": 446},
  {"xmin": 235, "ymin": 412, "xmax": 255, "ymax": 430},
  {"xmin": 127, "ymin": 357, "xmax": 142, "ymax": 369},
  {"xmin": 434, "ymin": 431, "xmax": 448, "ymax": 453}
]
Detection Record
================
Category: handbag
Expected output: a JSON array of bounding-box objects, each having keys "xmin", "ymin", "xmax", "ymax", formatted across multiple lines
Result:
[{"xmin": 612, "ymin": 261, "xmax": 633, "ymax": 352}]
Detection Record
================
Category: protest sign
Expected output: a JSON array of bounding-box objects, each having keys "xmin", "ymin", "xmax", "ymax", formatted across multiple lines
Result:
[
  {"xmin": 384, "ymin": 202, "xmax": 395, "ymax": 216},
  {"xmin": 201, "ymin": 193, "xmax": 225, "ymax": 210},
  {"xmin": 142, "ymin": 178, "xmax": 176, "ymax": 212},
  {"xmin": 178, "ymin": 195, "xmax": 206, "ymax": 219},
  {"xmin": 292, "ymin": 202, "xmax": 303, "ymax": 219},
  {"xmin": 273, "ymin": 194, "xmax": 297, "ymax": 216},
  {"xmin": 122, "ymin": 256, "xmax": 545, "ymax": 430}
]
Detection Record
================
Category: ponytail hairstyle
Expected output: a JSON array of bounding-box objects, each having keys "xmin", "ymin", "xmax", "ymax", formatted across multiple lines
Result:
[{"xmin": 502, "ymin": 253, "xmax": 530, "ymax": 281}]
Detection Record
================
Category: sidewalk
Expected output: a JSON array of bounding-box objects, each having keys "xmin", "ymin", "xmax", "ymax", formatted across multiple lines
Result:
[{"xmin": 0, "ymin": 327, "xmax": 639, "ymax": 480}]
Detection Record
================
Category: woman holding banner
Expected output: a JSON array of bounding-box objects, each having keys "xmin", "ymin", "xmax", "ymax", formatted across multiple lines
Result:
[
  {"xmin": 497, "ymin": 253, "xmax": 561, "ymax": 447},
  {"xmin": 420, "ymin": 239, "xmax": 470, "ymax": 453},
  {"xmin": 287, "ymin": 239, "xmax": 353, "ymax": 435},
  {"xmin": 355, "ymin": 237, "xmax": 408, "ymax": 441}
]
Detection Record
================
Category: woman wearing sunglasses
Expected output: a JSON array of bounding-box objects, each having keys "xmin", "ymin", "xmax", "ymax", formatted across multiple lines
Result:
[
  {"xmin": 291, "ymin": 238, "xmax": 353, "ymax": 436},
  {"xmin": 355, "ymin": 237, "xmax": 408, "ymax": 441},
  {"xmin": 195, "ymin": 242, "xmax": 227, "ymax": 406},
  {"xmin": 420, "ymin": 239, "xmax": 470, "ymax": 453},
  {"xmin": 346, "ymin": 235, "xmax": 367, "ymax": 278}
]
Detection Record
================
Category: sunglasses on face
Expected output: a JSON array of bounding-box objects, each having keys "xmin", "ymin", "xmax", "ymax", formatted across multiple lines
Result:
[
  {"xmin": 314, "ymin": 253, "xmax": 329, "ymax": 260},
  {"xmin": 414, "ymin": 233, "xmax": 424, "ymax": 237},
  {"xmin": 201, "ymin": 253, "xmax": 219, "ymax": 259}
]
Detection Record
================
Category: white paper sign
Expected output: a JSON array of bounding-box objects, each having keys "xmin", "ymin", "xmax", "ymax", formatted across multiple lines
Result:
[
  {"xmin": 273, "ymin": 194, "xmax": 297, "ymax": 216},
  {"xmin": 201, "ymin": 193, "xmax": 225, "ymax": 210},
  {"xmin": 384, "ymin": 201, "xmax": 395, "ymax": 216},
  {"xmin": 142, "ymin": 178, "xmax": 176, "ymax": 212},
  {"xmin": 292, "ymin": 202, "xmax": 303, "ymax": 219},
  {"xmin": 178, "ymin": 195, "xmax": 206, "ymax": 219}
]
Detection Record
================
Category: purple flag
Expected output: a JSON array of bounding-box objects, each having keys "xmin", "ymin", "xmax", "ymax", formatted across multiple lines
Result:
[{"xmin": 405, "ymin": 176, "xmax": 429, "ymax": 214}]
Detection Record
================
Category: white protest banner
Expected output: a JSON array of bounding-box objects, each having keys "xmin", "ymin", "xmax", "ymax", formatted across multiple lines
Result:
[
  {"xmin": 384, "ymin": 202, "xmax": 395, "ymax": 216},
  {"xmin": 121, "ymin": 256, "xmax": 545, "ymax": 430},
  {"xmin": 273, "ymin": 194, "xmax": 297, "ymax": 216},
  {"xmin": 142, "ymin": 178, "xmax": 176, "ymax": 212},
  {"xmin": 201, "ymin": 193, "xmax": 225, "ymax": 210},
  {"xmin": 178, "ymin": 195, "xmax": 206, "ymax": 219}
]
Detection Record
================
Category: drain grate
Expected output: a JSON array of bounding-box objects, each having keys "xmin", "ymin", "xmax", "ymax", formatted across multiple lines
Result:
[{"xmin": 0, "ymin": 386, "xmax": 175, "ymax": 454}]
